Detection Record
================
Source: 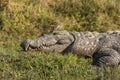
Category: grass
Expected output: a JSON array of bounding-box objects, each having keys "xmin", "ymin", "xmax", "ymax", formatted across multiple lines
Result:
[
  {"xmin": 0, "ymin": 0, "xmax": 120, "ymax": 80},
  {"xmin": 1, "ymin": 33, "xmax": 120, "ymax": 80}
]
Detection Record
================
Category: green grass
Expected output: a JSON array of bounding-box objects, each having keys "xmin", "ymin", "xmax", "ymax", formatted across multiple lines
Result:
[
  {"xmin": 1, "ymin": 33, "xmax": 120, "ymax": 80},
  {"xmin": 0, "ymin": 0, "xmax": 120, "ymax": 80}
]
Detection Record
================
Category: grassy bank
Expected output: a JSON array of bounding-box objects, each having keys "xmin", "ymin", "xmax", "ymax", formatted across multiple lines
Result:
[{"xmin": 0, "ymin": 0, "xmax": 120, "ymax": 80}]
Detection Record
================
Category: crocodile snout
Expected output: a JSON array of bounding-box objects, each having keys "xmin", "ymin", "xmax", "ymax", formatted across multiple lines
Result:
[{"xmin": 20, "ymin": 39, "xmax": 31, "ymax": 51}]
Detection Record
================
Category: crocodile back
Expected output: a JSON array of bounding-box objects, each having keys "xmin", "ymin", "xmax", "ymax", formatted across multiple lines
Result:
[{"xmin": 71, "ymin": 31, "xmax": 100, "ymax": 57}]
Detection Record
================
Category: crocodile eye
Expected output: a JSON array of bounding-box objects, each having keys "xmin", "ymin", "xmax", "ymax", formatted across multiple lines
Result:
[
  {"xmin": 53, "ymin": 32, "xmax": 61, "ymax": 36},
  {"xmin": 53, "ymin": 31, "xmax": 63, "ymax": 35},
  {"xmin": 53, "ymin": 32, "xmax": 57, "ymax": 35}
]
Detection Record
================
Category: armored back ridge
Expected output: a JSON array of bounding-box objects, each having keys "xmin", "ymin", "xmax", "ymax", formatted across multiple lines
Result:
[
  {"xmin": 20, "ymin": 30, "xmax": 120, "ymax": 67},
  {"xmin": 70, "ymin": 31, "xmax": 100, "ymax": 56}
]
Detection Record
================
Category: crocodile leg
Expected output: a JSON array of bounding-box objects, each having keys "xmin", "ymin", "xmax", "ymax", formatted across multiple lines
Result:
[{"xmin": 92, "ymin": 48, "xmax": 120, "ymax": 67}]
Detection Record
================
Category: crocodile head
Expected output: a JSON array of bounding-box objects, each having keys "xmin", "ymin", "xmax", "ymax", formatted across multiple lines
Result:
[{"xmin": 20, "ymin": 31, "xmax": 75, "ymax": 53}]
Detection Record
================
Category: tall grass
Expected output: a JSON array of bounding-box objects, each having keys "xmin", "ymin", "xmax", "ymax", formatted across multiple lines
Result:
[{"xmin": 0, "ymin": 0, "xmax": 120, "ymax": 34}]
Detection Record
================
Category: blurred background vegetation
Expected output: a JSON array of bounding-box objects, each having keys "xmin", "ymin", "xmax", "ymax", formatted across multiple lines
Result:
[
  {"xmin": 0, "ymin": 0, "xmax": 120, "ymax": 80},
  {"xmin": 0, "ymin": 0, "xmax": 120, "ymax": 36}
]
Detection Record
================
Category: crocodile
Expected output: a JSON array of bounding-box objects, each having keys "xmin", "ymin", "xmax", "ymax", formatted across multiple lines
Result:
[{"xmin": 20, "ymin": 30, "xmax": 120, "ymax": 67}]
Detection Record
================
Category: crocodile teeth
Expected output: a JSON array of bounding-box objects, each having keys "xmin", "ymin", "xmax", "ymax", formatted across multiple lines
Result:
[{"xmin": 38, "ymin": 42, "xmax": 56, "ymax": 50}]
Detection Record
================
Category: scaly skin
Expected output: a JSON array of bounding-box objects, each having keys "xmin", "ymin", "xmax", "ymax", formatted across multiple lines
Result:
[{"xmin": 20, "ymin": 30, "xmax": 120, "ymax": 67}]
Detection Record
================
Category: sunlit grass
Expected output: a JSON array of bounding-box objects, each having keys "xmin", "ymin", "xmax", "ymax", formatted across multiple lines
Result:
[
  {"xmin": 0, "ymin": 0, "xmax": 120, "ymax": 79},
  {"xmin": 0, "ymin": 32, "xmax": 120, "ymax": 80}
]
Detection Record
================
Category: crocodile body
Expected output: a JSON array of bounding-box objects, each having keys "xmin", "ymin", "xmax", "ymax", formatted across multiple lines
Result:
[{"xmin": 20, "ymin": 30, "xmax": 120, "ymax": 67}]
